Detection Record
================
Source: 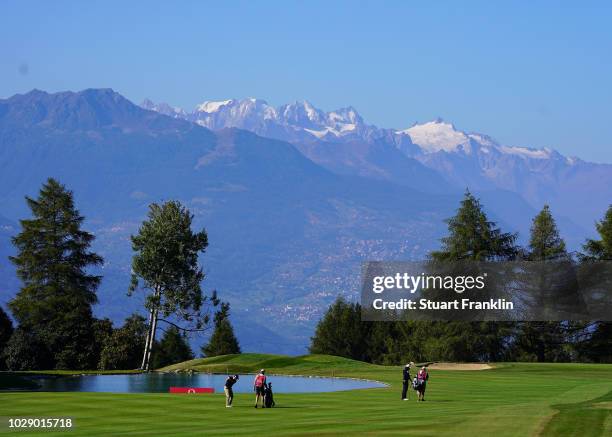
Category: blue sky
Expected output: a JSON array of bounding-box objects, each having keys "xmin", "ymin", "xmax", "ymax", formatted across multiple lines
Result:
[{"xmin": 2, "ymin": 1, "xmax": 612, "ymax": 162}]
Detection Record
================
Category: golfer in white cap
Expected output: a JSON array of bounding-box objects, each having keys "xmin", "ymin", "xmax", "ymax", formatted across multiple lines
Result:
[{"xmin": 253, "ymin": 369, "xmax": 267, "ymax": 408}]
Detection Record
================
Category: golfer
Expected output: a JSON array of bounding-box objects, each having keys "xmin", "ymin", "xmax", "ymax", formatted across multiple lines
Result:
[
  {"xmin": 224, "ymin": 374, "xmax": 239, "ymax": 407},
  {"xmin": 416, "ymin": 366, "xmax": 429, "ymax": 401},
  {"xmin": 253, "ymin": 369, "xmax": 267, "ymax": 408},
  {"xmin": 401, "ymin": 363, "xmax": 412, "ymax": 400}
]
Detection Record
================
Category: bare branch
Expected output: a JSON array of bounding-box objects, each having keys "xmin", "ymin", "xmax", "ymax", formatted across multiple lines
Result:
[{"xmin": 157, "ymin": 318, "xmax": 213, "ymax": 333}]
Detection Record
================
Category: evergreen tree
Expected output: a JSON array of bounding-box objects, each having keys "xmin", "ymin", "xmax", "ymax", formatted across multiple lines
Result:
[
  {"xmin": 431, "ymin": 190, "xmax": 518, "ymax": 261},
  {"xmin": 201, "ymin": 303, "xmax": 241, "ymax": 357},
  {"xmin": 98, "ymin": 314, "xmax": 148, "ymax": 370},
  {"xmin": 514, "ymin": 205, "xmax": 571, "ymax": 362},
  {"xmin": 583, "ymin": 205, "xmax": 612, "ymax": 260},
  {"xmin": 0, "ymin": 306, "xmax": 14, "ymax": 370},
  {"xmin": 130, "ymin": 201, "xmax": 212, "ymax": 371},
  {"xmin": 527, "ymin": 205, "xmax": 567, "ymax": 261},
  {"xmin": 365, "ymin": 322, "xmax": 400, "ymax": 365},
  {"xmin": 394, "ymin": 320, "xmax": 512, "ymax": 363},
  {"xmin": 152, "ymin": 326, "xmax": 195, "ymax": 368},
  {"xmin": 577, "ymin": 205, "xmax": 612, "ymax": 362},
  {"xmin": 9, "ymin": 178, "xmax": 103, "ymax": 369},
  {"xmin": 309, "ymin": 298, "xmax": 369, "ymax": 361},
  {"xmin": 426, "ymin": 191, "xmax": 518, "ymax": 362}
]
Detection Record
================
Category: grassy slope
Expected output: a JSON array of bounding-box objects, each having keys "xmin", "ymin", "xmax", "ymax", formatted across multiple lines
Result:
[{"xmin": 0, "ymin": 354, "xmax": 611, "ymax": 436}]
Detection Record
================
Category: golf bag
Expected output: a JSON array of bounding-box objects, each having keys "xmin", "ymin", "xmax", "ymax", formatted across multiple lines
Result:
[
  {"xmin": 263, "ymin": 384, "xmax": 275, "ymax": 408},
  {"xmin": 412, "ymin": 377, "xmax": 420, "ymax": 390}
]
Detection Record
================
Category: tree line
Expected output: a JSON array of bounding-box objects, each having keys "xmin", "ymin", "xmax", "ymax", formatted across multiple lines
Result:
[
  {"xmin": 310, "ymin": 191, "xmax": 612, "ymax": 364},
  {"xmin": 0, "ymin": 178, "xmax": 240, "ymax": 371}
]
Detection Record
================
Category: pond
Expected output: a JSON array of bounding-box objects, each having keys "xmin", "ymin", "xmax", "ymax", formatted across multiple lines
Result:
[{"xmin": 1, "ymin": 373, "xmax": 386, "ymax": 394}]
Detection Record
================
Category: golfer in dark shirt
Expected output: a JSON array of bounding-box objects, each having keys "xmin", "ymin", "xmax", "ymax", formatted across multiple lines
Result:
[
  {"xmin": 402, "ymin": 363, "xmax": 411, "ymax": 400},
  {"xmin": 224, "ymin": 375, "xmax": 239, "ymax": 407}
]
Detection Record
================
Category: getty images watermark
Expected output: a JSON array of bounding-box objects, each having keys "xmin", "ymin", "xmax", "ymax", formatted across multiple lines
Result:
[{"xmin": 361, "ymin": 261, "xmax": 612, "ymax": 321}]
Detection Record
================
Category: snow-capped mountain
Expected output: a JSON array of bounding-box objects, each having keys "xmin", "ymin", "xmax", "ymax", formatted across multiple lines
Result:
[
  {"xmin": 390, "ymin": 118, "xmax": 611, "ymax": 231},
  {"xmin": 158, "ymin": 98, "xmax": 382, "ymax": 143},
  {"xmin": 141, "ymin": 98, "xmax": 187, "ymax": 119},
  {"xmin": 140, "ymin": 97, "xmax": 566, "ymax": 162},
  {"xmin": 141, "ymin": 97, "xmax": 612, "ymax": 231},
  {"xmin": 395, "ymin": 118, "xmax": 560, "ymax": 160}
]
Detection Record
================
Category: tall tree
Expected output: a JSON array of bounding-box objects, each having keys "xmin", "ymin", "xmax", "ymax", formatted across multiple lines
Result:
[
  {"xmin": 428, "ymin": 190, "xmax": 518, "ymax": 362},
  {"xmin": 527, "ymin": 205, "xmax": 567, "ymax": 261},
  {"xmin": 514, "ymin": 205, "xmax": 573, "ymax": 362},
  {"xmin": 577, "ymin": 205, "xmax": 612, "ymax": 362},
  {"xmin": 151, "ymin": 326, "xmax": 195, "ymax": 368},
  {"xmin": 130, "ymin": 201, "xmax": 213, "ymax": 371},
  {"xmin": 0, "ymin": 306, "xmax": 14, "ymax": 370},
  {"xmin": 431, "ymin": 190, "xmax": 518, "ymax": 261},
  {"xmin": 201, "ymin": 303, "xmax": 241, "ymax": 357},
  {"xmin": 9, "ymin": 178, "xmax": 103, "ymax": 369}
]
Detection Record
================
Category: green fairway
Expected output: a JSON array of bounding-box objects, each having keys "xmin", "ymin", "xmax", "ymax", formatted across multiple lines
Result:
[{"xmin": 1, "ymin": 354, "xmax": 611, "ymax": 436}]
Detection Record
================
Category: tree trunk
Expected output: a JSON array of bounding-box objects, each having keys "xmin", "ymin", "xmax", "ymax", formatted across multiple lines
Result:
[
  {"xmin": 140, "ymin": 306, "xmax": 155, "ymax": 370},
  {"xmin": 144, "ymin": 306, "xmax": 159, "ymax": 371},
  {"xmin": 140, "ymin": 287, "xmax": 161, "ymax": 371}
]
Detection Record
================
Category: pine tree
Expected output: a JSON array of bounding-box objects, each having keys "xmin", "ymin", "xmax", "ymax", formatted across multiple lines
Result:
[
  {"xmin": 426, "ymin": 191, "xmax": 518, "ymax": 362},
  {"xmin": 202, "ymin": 303, "xmax": 241, "ymax": 357},
  {"xmin": 129, "ymin": 200, "xmax": 211, "ymax": 371},
  {"xmin": 528, "ymin": 205, "xmax": 567, "ymax": 261},
  {"xmin": 514, "ymin": 205, "xmax": 571, "ymax": 362},
  {"xmin": 152, "ymin": 326, "xmax": 195, "ymax": 368},
  {"xmin": 0, "ymin": 306, "xmax": 14, "ymax": 370},
  {"xmin": 309, "ymin": 298, "xmax": 369, "ymax": 361},
  {"xmin": 583, "ymin": 205, "xmax": 612, "ymax": 260},
  {"xmin": 366, "ymin": 322, "xmax": 400, "ymax": 365},
  {"xmin": 9, "ymin": 178, "xmax": 103, "ymax": 369},
  {"xmin": 577, "ymin": 205, "xmax": 612, "ymax": 362},
  {"xmin": 431, "ymin": 190, "xmax": 518, "ymax": 261}
]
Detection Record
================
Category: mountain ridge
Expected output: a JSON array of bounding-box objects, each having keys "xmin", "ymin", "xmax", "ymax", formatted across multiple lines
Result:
[{"xmin": 142, "ymin": 96, "xmax": 611, "ymax": 231}]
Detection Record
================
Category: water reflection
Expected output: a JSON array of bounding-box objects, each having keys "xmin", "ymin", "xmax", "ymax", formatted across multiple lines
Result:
[{"xmin": 2, "ymin": 373, "xmax": 385, "ymax": 393}]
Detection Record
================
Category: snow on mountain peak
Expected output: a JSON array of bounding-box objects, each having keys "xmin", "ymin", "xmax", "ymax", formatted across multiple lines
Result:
[
  {"xmin": 140, "ymin": 96, "xmax": 569, "ymax": 165},
  {"xmin": 499, "ymin": 145, "xmax": 553, "ymax": 160},
  {"xmin": 196, "ymin": 99, "xmax": 234, "ymax": 113},
  {"xmin": 280, "ymin": 100, "xmax": 325, "ymax": 125},
  {"xmin": 398, "ymin": 119, "xmax": 471, "ymax": 153},
  {"xmin": 329, "ymin": 106, "xmax": 363, "ymax": 125}
]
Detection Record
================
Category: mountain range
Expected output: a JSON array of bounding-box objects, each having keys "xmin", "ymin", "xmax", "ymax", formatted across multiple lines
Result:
[
  {"xmin": 0, "ymin": 89, "xmax": 609, "ymax": 354},
  {"xmin": 142, "ymin": 97, "xmax": 612, "ymax": 233}
]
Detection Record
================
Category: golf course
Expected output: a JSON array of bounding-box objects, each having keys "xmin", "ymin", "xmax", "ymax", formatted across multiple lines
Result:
[{"xmin": 1, "ymin": 354, "xmax": 611, "ymax": 436}]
